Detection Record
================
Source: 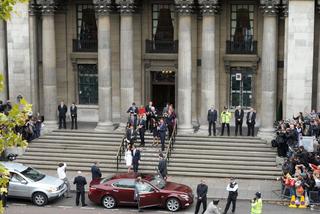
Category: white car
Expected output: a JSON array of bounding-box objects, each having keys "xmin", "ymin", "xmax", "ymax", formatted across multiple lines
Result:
[{"xmin": 0, "ymin": 162, "xmax": 67, "ymax": 206}]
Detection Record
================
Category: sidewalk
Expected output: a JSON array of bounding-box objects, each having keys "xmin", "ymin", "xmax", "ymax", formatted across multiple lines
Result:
[{"xmin": 41, "ymin": 169, "xmax": 282, "ymax": 202}]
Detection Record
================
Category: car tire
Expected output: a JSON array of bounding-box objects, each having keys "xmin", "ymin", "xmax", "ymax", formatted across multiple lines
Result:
[
  {"xmin": 32, "ymin": 192, "xmax": 48, "ymax": 206},
  {"xmin": 166, "ymin": 197, "xmax": 180, "ymax": 212},
  {"xmin": 102, "ymin": 195, "xmax": 116, "ymax": 209}
]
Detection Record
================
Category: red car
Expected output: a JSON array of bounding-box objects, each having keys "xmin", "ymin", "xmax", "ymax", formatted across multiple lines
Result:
[{"xmin": 88, "ymin": 172, "xmax": 193, "ymax": 212}]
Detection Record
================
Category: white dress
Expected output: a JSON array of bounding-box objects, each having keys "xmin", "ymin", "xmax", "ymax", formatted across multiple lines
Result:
[{"xmin": 125, "ymin": 150, "xmax": 132, "ymax": 167}]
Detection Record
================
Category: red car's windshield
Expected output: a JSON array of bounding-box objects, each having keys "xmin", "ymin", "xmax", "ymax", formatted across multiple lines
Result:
[{"xmin": 148, "ymin": 175, "xmax": 166, "ymax": 189}]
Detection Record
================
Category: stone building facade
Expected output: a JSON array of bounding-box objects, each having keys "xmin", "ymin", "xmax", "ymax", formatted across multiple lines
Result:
[{"xmin": 0, "ymin": 0, "xmax": 319, "ymax": 135}]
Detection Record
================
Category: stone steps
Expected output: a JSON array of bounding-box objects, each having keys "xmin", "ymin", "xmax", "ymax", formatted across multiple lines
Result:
[{"xmin": 18, "ymin": 130, "xmax": 281, "ymax": 180}]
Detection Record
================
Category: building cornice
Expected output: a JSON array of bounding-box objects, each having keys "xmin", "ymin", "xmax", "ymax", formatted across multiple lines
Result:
[
  {"xmin": 198, "ymin": 0, "xmax": 220, "ymax": 15},
  {"xmin": 93, "ymin": 0, "xmax": 113, "ymax": 16},
  {"xmin": 260, "ymin": 0, "xmax": 280, "ymax": 16},
  {"xmin": 175, "ymin": 0, "xmax": 194, "ymax": 15}
]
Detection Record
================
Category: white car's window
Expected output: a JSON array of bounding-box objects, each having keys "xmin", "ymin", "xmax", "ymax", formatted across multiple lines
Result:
[{"xmin": 10, "ymin": 173, "xmax": 25, "ymax": 183}]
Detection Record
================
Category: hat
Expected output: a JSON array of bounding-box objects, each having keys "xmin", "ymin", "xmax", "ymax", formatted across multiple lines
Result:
[
  {"xmin": 213, "ymin": 199, "xmax": 219, "ymax": 205},
  {"xmin": 255, "ymin": 192, "xmax": 261, "ymax": 198}
]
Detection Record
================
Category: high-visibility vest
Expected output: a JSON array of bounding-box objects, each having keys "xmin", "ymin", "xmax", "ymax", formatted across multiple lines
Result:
[
  {"xmin": 0, "ymin": 187, "xmax": 7, "ymax": 194},
  {"xmin": 221, "ymin": 111, "xmax": 231, "ymax": 123},
  {"xmin": 251, "ymin": 198, "xmax": 263, "ymax": 214}
]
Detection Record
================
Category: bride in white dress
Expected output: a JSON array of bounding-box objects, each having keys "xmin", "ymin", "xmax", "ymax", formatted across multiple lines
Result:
[{"xmin": 124, "ymin": 145, "xmax": 132, "ymax": 173}]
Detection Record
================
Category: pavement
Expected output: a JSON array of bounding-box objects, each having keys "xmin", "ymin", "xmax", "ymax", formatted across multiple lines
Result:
[{"xmin": 4, "ymin": 193, "xmax": 318, "ymax": 214}]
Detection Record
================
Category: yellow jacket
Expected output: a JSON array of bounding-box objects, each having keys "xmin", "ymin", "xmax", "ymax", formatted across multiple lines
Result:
[
  {"xmin": 220, "ymin": 111, "xmax": 231, "ymax": 123},
  {"xmin": 251, "ymin": 198, "xmax": 262, "ymax": 214}
]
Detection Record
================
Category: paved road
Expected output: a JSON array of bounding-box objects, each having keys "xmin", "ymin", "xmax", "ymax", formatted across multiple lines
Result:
[{"xmin": 4, "ymin": 193, "xmax": 317, "ymax": 214}]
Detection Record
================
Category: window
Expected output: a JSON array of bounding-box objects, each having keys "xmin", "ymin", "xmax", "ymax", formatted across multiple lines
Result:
[
  {"xmin": 10, "ymin": 173, "xmax": 25, "ymax": 183},
  {"xmin": 78, "ymin": 64, "xmax": 98, "ymax": 105},
  {"xmin": 152, "ymin": 4, "xmax": 175, "ymax": 40},
  {"xmin": 113, "ymin": 179, "xmax": 135, "ymax": 189},
  {"xmin": 230, "ymin": 4, "xmax": 254, "ymax": 53},
  {"xmin": 230, "ymin": 68, "xmax": 253, "ymax": 108},
  {"xmin": 136, "ymin": 182, "xmax": 155, "ymax": 193},
  {"xmin": 76, "ymin": 4, "xmax": 97, "ymax": 41}
]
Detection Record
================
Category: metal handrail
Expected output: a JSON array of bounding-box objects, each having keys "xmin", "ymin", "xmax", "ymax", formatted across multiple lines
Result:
[
  {"xmin": 165, "ymin": 119, "xmax": 178, "ymax": 164},
  {"xmin": 116, "ymin": 135, "xmax": 126, "ymax": 171}
]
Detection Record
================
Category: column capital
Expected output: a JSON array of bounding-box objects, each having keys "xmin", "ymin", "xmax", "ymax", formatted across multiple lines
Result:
[
  {"xmin": 282, "ymin": 0, "xmax": 288, "ymax": 17},
  {"xmin": 93, "ymin": 0, "xmax": 113, "ymax": 16},
  {"xmin": 36, "ymin": 0, "xmax": 56, "ymax": 15},
  {"xmin": 116, "ymin": 0, "xmax": 136, "ymax": 15},
  {"xmin": 260, "ymin": 0, "xmax": 280, "ymax": 16},
  {"xmin": 175, "ymin": 0, "xmax": 194, "ymax": 15},
  {"xmin": 198, "ymin": 0, "xmax": 220, "ymax": 15},
  {"xmin": 29, "ymin": 1, "xmax": 39, "ymax": 16}
]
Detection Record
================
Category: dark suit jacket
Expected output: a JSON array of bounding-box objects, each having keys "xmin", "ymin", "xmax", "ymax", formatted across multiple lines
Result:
[
  {"xmin": 126, "ymin": 128, "xmax": 137, "ymax": 141},
  {"xmin": 207, "ymin": 109, "xmax": 217, "ymax": 122},
  {"xmin": 73, "ymin": 175, "xmax": 87, "ymax": 192},
  {"xmin": 58, "ymin": 104, "xmax": 68, "ymax": 117},
  {"xmin": 159, "ymin": 123, "xmax": 167, "ymax": 138},
  {"xmin": 70, "ymin": 106, "xmax": 77, "ymax": 117},
  {"xmin": 132, "ymin": 149, "xmax": 141, "ymax": 164},
  {"xmin": 158, "ymin": 159, "xmax": 167, "ymax": 178},
  {"xmin": 246, "ymin": 112, "xmax": 256, "ymax": 124},
  {"xmin": 235, "ymin": 109, "xmax": 244, "ymax": 122},
  {"xmin": 91, "ymin": 165, "xmax": 102, "ymax": 180},
  {"xmin": 127, "ymin": 106, "xmax": 138, "ymax": 116}
]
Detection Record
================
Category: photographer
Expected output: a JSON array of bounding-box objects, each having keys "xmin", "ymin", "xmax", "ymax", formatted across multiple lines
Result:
[
  {"xmin": 250, "ymin": 192, "xmax": 262, "ymax": 214},
  {"xmin": 222, "ymin": 178, "xmax": 238, "ymax": 214}
]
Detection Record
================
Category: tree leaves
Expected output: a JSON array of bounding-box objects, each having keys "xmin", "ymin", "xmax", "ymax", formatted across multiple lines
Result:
[{"xmin": 0, "ymin": 0, "xmax": 29, "ymax": 20}]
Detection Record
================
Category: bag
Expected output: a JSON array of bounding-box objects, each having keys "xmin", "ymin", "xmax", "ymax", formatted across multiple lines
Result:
[
  {"xmin": 285, "ymin": 178, "xmax": 295, "ymax": 187},
  {"xmin": 271, "ymin": 139, "xmax": 278, "ymax": 148}
]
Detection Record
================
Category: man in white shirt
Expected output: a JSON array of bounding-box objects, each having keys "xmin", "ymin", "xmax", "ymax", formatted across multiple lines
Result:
[
  {"xmin": 57, "ymin": 163, "xmax": 71, "ymax": 198},
  {"xmin": 223, "ymin": 177, "xmax": 238, "ymax": 214}
]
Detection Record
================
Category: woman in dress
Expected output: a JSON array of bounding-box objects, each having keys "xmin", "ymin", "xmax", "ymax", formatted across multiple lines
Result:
[{"xmin": 124, "ymin": 145, "xmax": 133, "ymax": 173}]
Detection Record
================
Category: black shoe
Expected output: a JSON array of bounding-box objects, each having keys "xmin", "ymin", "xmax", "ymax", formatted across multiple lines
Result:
[
  {"xmin": 76, "ymin": 204, "xmax": 79, "ymax": 206},
  {"xmin": 82, "ymin": 204, "xmax": 88, "ymax": 207}
]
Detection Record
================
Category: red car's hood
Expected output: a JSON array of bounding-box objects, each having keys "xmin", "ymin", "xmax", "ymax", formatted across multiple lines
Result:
[{"xmin": 163, "ymin": 181, "xmax": 192, "ymax": 194}]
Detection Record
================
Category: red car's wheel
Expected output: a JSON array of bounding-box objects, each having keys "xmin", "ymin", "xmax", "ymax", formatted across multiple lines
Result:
[
  {"xmin": 166, "ymin": 197, "xmax": 180, "ymax": 212},
  {"xmin": 102, "ymin": 195, "xmax": 116, "ymax": 209}
]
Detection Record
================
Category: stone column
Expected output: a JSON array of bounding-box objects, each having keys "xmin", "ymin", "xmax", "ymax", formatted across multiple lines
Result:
[
  {"xmin": 175, "ymin": 0, "xmax": 193, "ymax": 132},
  {"xmin": 93, "ymin": 0, "xmax": 114, "ymax": 131},
  {"xmin": 285, "ymin": 0, "xmax": 314, "ymax": 118},
  {"xmin": 198, "ymin": 0, "xmax": 219, "ymax": 133},
  {"xmin": 258, "ymin": 0, "xmax": 279, "ymax": 140},
  {"xmin": 282, "ymin": 0, "xmax": 288, "ymax": 118},
  {"xmin": 29, "ymin": 1, "xmax": 39, "ymax": 113},
  {"xmin": 117, "ymin": 0, "xmax": 135, "ymax": 126},
  {"xmin": 0, "ymin": 20, "xmax": 7, "ymax": 101},
  {"xmin": 37, "ymin": 0, "xmax": 57, "ymax": 127}
]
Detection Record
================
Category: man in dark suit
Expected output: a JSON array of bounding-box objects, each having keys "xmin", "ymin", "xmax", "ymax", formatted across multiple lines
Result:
[
  {"xmin": 73, "ymin": 171, "xmax": 87, "ymax": 207},
  {"xmin": 134, "ymin": 177, "xmax": 143, "ymax": 212},
  {"xmin": 58, "ymin": 101, "xmax": 68, "ymax": 129},
  {"xmin": 137, "ymin": 114, "xmax": 146, "ymax": 146},
  {"xmin": 126, "ymin": 124, "xmax": 137, "ymax": 146},
  {"xmin": 158, "ymin": 153, "xmax": 167, "ymax": 179},
  {"xmin": 132, "ymin": 145, "xmax": 141, "ymax": 173},
  {"xmin": 91, "ymin": 161, "xmax": 102, "ymax": 182},
  {"xmin": 207, "ymin": 105, "xmax": 217, "ymax": 136},
  {"xmin": 195, "ymin": 179, "xmax": 208, "ymax": 214},
  {"xmin": 234, "ymin": 105, "xmax": 244, "ymax": 136},
  {"xmin": 158, "ymin": 118, "xmax": 167, "ymax": 152},
  {"xmin": 70, "ymin": 102, "xmax": 78, "ymax": 129},
  {"xmin": 145, "ymin": 101, "xmax": 153, "ymax": 131},
  {"xmin": 246, "ymin": 107, "xmax": 256, "ymax": 136},
  {"xmin": 127, "ymin": 102, "xmax": 138, "ymax": 129}
]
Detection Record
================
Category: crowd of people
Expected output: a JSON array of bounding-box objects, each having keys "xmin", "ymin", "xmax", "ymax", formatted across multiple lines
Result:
[{"xmin": 273, "ymin": 110, "xmax": 320, "ymax": 206}]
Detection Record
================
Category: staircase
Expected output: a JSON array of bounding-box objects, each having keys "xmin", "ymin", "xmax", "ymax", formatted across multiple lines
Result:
[
  {"xmin": 17, "ymin": 130, "xmax": 281, "ymax": 180},
  {"xmin": 17, "ymin": 130, "xmax": 163, "ymax": 174},
  {"xmin": 167, "ymin": 135, "xmax": 281, "ymax": 179}
]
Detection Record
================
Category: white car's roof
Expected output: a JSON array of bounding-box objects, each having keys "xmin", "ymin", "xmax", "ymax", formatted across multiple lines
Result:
[{"xmin": 0, "ymin": 161, "xmax": 28, "ymax": 172}]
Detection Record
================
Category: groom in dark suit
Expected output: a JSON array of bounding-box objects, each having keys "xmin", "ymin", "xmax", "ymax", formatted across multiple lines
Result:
[{"xmin": 132, "ymin": 145, "xmax": 141, "ymax": 173}]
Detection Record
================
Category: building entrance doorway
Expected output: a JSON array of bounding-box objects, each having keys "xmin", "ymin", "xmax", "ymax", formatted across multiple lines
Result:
[{"xmin": 151, "ymin": 71, "xmax": 175, "ymax": 112}]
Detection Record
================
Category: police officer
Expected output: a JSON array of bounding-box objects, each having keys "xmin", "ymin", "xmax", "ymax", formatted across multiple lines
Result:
[
  {"xmin": 195, "ymin": 179, "xmax": 208, "ymax": 214},
  {"xmin": 223, "ymin": 177, "xmax": 238, "ymax": 214},
  {"xmin": 73, "ymin": 171, "xmax": 87, "ymax": 207},
  {"xmin": 220, "ymin": 106, "xmax": 231, "ymax": 136},
  {"xmin": 251, "ymin": 192, "xmax": 263, "ymax": 214},
  {"xmin": 0, "ymin": 173, "xmax": 9, "ymax": 208}
]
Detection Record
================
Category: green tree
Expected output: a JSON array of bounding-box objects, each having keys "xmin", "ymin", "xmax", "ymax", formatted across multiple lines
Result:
[
  {"xmin": 0, "ymin": 0, "xmax": 29, "ymax": 20},
  {"xmin": 0, "ymin": 0, "xmax": 30, "ymax": 213}
]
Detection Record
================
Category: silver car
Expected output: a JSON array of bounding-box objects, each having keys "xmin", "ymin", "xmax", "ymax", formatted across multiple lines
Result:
[{"xmin": 0, "ymin": 162, "xmax": 67, "ymax": 206}]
